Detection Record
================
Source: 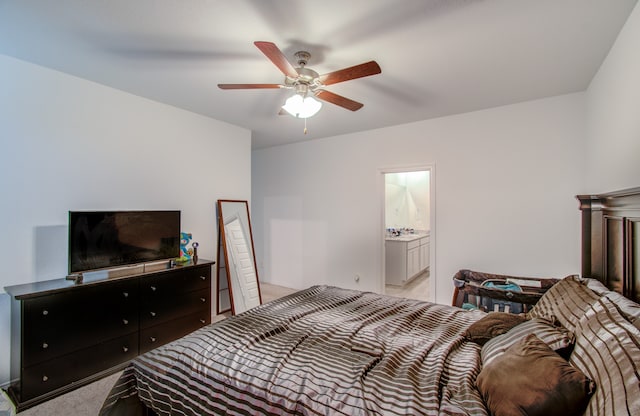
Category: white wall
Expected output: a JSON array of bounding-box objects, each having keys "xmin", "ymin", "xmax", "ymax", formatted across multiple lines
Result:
[
  {"xmin": 585, "ymin": 2, "xmax": 640, "ymax": 192},
  {"xmin": 0, "ymin": 55, "xmax": 251, "ymax": 385},
  {"xmin": 252, "ymin": 93, "xmax": 586, "ymax": 305}
]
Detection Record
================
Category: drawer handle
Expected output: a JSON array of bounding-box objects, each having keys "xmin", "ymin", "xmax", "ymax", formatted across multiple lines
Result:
[
  {"xmin": 200, "ymin": 297, "xmax": 206, "ymax": 303},
  {"xmin": 200, "ymin": 275, "xmax": 206, "ymax": 281},
  {"xmin": 122, "ymin": 346, "xmax": 129, "ymax": 353},
  {"xmin": 42, "ymin": 310, "xmax": 49, "ymax": 316},
  {"xmin": 42, "ymin": 342, "xmax": 48, "ymax": 349},
  {"xmin": 150, "ymin": 286, "xmax": 157, "ymax": 291},
  {"xmin": 150, "ymin": 337, "xmax": 156, "ymax": 343},
  {"xmin": 150, "ymin": 311, "xmax": 156, "ymax": 317},
  {"xmin": 199, "ymin": 319, "xmax": 206, "ymax": 324},
  {"xmin": 123, "ymin": 292, "xmax": 129, "ymax": 298},
  {"xmin": 42, "ymin": 375, "xmax": 49, "ymax": 382},
  {"xmin": 122, "ymin": 319, "xmax": 129, "ymax": 325}
]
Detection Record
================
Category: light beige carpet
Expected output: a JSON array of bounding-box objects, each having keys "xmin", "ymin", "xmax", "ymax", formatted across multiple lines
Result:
[{"xmin": 18, "ymin": 371, "xmax": 122, "ymax": 416}]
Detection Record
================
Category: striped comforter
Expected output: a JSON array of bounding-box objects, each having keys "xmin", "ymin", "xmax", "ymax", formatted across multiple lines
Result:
[{"xmin": 100, "ymin": 286, "xmax": 488, "ymax": 415}]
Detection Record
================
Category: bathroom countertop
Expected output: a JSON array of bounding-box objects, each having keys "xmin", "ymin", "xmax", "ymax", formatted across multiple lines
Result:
[{"xmin": 385, "ymin": 231, "xmax": 430, "ymax": 242}]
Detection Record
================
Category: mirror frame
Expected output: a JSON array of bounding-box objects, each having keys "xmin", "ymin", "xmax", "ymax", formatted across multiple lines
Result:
[
  {"xmin": 216, "ymin": 199, "xmax": 262, "ymax": 315},
  {"xmin": 216, "ymin": 222, "xmax": 231, "ymax": 315}
]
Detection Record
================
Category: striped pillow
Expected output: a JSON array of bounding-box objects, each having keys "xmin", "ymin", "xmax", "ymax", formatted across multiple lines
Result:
[
  {"xmin": 583, "ymin": 278, "xmax": 640, "ymax": 330},
  {"xmin": 569, "ymin": 297, "xmax": 640, "ymax": 416},
  {"xmin": 528, "ymin": 275, "xmax": 600, "ymax": 332},
  {"xmin": 481, "ymin": 318, "xmax": 574, "ymax": 366}
]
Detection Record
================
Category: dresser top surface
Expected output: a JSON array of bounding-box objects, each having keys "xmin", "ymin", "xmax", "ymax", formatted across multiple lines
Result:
[{"xmin": 4, "ymin": 259, "xmax": 214, "ymax": 300}]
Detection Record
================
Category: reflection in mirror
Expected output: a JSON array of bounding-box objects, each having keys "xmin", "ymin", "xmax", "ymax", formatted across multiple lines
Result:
[
  {"xmin": 216, "ymin": 200, "xmax": 262, "ymax": 315},
  {"xmin": 216, "ymin": 225, "xmax": 231, "ymax": 314}
]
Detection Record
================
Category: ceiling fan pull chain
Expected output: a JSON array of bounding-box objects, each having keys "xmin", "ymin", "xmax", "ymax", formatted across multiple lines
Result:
[{"xmin": 304, "ymin": 117, "xmax": 308, "ymax": 135}]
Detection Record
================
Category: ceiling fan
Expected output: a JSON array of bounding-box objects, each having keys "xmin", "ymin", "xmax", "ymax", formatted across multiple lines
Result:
[{"xmin": 218, "ymin": 41, "xmax": 382, "ymax": 118}]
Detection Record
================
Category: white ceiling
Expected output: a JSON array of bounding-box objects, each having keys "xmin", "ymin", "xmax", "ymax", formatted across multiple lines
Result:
[{"xmin": 0, "ymin": 0, "xmax": 637, "ymax": 149}]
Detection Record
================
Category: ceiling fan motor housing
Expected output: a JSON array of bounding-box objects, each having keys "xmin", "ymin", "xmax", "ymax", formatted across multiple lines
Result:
[{"xmin": 286, "ymin": 66, "xmax": 320, "ymax": 91}]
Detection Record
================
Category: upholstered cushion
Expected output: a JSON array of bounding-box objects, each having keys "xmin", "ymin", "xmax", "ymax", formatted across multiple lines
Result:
[
  {"xmin": 569, "ymin": 296, "xmax": 640, "ymax": 416},
  {"xmin": 528, "ymin": 275, "xmax": 599, "ymax": 332},
  {"xmin": 477, "ymin": 334, "xmax": 595, "ymax": 416},
  {"xmin": 463, "ymin": 312, "xmax": 528, "ymax": 345},
  {"xmin": 481, "ymin": 317, "xmax": 574, "ymax": 365}
]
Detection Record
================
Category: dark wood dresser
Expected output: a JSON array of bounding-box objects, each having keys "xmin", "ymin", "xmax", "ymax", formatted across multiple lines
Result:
[{"xmin": 4, "ymin": 259, "xmax": 213, "ymax": 411}]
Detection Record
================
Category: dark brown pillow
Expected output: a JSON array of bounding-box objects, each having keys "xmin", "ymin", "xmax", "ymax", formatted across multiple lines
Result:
[
  {"xmin": 476, "ymin": 334, "xmax": 595, "ymax": 416},
  {"xmin": 463, "ymin": 312, "xmax": 528, "ymax": 345}
]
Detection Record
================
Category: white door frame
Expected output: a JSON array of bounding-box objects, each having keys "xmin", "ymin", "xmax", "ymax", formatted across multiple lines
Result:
[{"xmin": 378, "ymin": 164, "xmax": 436, "ymax": 303}]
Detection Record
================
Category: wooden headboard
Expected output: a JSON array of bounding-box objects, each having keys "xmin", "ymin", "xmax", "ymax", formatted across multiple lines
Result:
[{"xmin": 577, "ymin": 187, "xmax": 640, "ymax": 303}]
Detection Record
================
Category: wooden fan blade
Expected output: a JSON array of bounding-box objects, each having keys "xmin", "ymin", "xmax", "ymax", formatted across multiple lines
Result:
[
  {"xmin": 315, "ymin": 90, "xmax": 364, "ymax": 111},
  {"xmin": 218, "ymin": 84, "xmax": 282, "ymax": 89},
  {"xmin": 319, "ymin": 61, "xmax": 381, "ymax": 86},
  {"xmin": 254, "ymin": 41, "xmax": 299, "ymax": 78}
]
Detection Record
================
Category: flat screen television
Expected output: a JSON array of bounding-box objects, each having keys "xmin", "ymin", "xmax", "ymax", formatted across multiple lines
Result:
[{"xmin": 68, "ymin": 210, "xmax": 181, "ymax": 273}]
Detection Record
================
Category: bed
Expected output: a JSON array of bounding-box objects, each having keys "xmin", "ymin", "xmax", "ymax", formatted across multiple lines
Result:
[
  {"xmin": 100, "ymin": 286, "xmax": 489, "ymax": 415},
  {"xmin": 100, "ymin": 188, "xmax": 640, "ymax": 416}
]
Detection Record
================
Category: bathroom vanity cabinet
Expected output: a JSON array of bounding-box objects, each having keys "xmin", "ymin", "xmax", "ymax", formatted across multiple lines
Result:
[{"xmin": 385, "ymin": 234, "xmax": 430, "ymax": 286}]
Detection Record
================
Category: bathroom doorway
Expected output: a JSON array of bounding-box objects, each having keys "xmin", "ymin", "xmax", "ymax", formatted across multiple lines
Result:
[{"xmin": 380, "ymin": 166, "xmax": 434, "ymax": 302}]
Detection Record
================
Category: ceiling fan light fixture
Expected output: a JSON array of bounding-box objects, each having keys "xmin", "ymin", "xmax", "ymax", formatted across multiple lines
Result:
[{"xmin": 282, "ymin": 93, "xmax": 322, "ymax": 118}]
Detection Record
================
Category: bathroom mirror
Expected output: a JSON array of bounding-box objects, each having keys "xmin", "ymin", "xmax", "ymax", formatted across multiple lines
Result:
[{"xmin": 216, "ymin": 200, "xmax": 262, "ymax": 315}]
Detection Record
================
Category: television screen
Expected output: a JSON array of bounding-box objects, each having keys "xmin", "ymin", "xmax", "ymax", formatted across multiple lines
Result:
[{"xmin": 69, "ymin": 211, "xmax": 181, "ymax": 273}]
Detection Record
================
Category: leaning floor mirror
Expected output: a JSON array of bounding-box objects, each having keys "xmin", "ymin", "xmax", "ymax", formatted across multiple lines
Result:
[{"xmin": 216, "ymin": 200, "xmax": 262, "ymax": 315}]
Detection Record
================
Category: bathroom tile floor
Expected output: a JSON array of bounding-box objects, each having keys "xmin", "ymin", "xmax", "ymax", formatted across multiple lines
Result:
[{"xmin": 385, "ymin": 269, "xmax": 430, "ymax": 301}]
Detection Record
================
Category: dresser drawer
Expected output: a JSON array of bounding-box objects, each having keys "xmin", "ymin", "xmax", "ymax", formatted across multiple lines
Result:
[
  {"xmin": 140, "ymin": 266, "xmax": 210, "ymax": 297},
  {"xmin": 139, "ymin": 311, "xmax": 210, "ymax": 354},
  {"xmin": 20, "ymin": 332, "xmax": 138, "ymax": 402},
  {"xmin": 140, "ymin": 287, "xmax": 210, "ymax": 329},
  {"xmin": 22, "ymin": 281, "xmax": 138, "ymax": 366},
  {"xmin": 23, "ymin": 324, "xmax": 138, "ymax": 368},
  {"xmin": 23, "ymin": 280, "xmax": 137, "ymax": 331}
]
